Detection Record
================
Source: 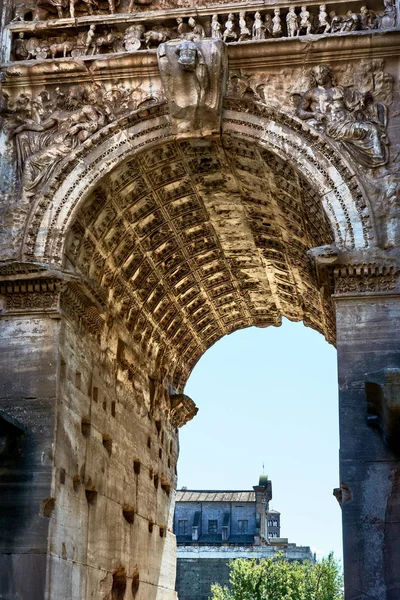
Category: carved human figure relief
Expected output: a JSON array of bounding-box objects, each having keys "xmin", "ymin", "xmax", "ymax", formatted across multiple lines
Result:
[
  {"xmin": 298, "ymin": 6, "xmax": 312, "ymax": 35},
  {"xmin": 286, "ymin": 7, "xmax": 299, "ymax": 37},
  {"xmin": 272, "ymin": 8, "xmax": 283, "ymax": 37},
  {"xmin": 252, "ymin": 12, "xmax": 266, "ymax": 40},
  {"xmin": 211, "ymin": 15, "xmax": 222, "ymax": 39},
  {"xmin": 295, "ymin": 65, "xmax": 389, "ymax": 168},
  {"xmin": 157, "ymin": 39, "xmax": 227, "ymax": 136}
]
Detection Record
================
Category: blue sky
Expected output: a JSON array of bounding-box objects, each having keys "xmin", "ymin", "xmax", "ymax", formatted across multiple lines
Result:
[{"xmin": 178, "ymin": 318, "xmax": 342, "ymax": 562}]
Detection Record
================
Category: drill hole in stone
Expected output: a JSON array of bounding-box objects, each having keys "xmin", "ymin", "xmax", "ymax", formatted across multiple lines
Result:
[
  {"xmin": 81, "ymin": 417, "xmax": 91, "ymax": 438},
  {"xmin": 133, "ymin": 459, "xmax": 141, "ymax": 475},
  {"xmin": 131, "ymin": 566, "xmax": 140, "ymax": 597},
  {"xmin": 122, "ymin": 504, "xmax": 135, "ymax": 524},
  {"xmin": 102, "ymin": 434, "xmax": 113, "ymax": 456},
  {"xmin": 153, "ymin": 474, "xmax": 159, "ymax": 489},
  {"xmin": 41, "ymin": 497, "xmax": 56, "ymax": 518},
  {"xmin": 85, "ymin": 489, "xmax": 97, "ymax": 506},
  {"xmin": 148, "ymin": 520, "xmax": 154, "ymax": 533},
  {"xmin": 155, "ymin": 420, "xmax": 161, "ymax": 435},
  {"xmin": 161, "ymin": 477, "xmax": 170, "ymax": 496},
  {"xmin": 159, "ymin": 525, "xmax": 165, "ymax": 538},
  {"xmin": 92, "ymin": 386, "xmax": 98, "ymax": 402},
  {"xmin": 59, "ymin": 468, "xmax": 66, "ymax": 484},
  {"xmin": 111, "ymin": 565, "xmax": 126, "ymax": 600},
  {"xmin": 159, "ymin": 448, "xmax": 162, "ymax": 459},
  {"xmin": 75, "ymin": 371, "xmax": 82, "ymax": 390},
  {"xmin": 111, "ymin": 401, "xmax": 116, "ymax": 417},
  {"xmin": 73, "ymin": 475, "xmax": 81, "ymax": 492},
  {"xmin": 147, "ymin": 436, "xmax": 151, "ymax": 449}
]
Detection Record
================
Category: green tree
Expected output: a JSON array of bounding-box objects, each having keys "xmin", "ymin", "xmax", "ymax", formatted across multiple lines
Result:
[{"xmin": 210, "ymin": 553, "xmax": 343, "ymax": 600}]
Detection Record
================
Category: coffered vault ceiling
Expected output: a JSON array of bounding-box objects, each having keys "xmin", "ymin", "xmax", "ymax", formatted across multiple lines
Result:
[{"xmin": 64, "ymin": 136, "xmax": 335, "ymax": 388}]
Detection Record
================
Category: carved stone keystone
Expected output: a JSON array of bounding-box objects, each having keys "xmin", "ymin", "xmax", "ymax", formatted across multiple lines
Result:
[{"xmin": 157, "ymin": 39, "xmax": 227, "ymax": 137}]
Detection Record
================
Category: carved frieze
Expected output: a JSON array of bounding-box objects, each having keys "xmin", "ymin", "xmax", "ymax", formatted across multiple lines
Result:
[
  {"xmin": 0, "ymin": 278, "xmax": 62, "ymax": 312},
  {"xmin": 334, "ymin": 264, "xmax": 398, "ymax": 294}
]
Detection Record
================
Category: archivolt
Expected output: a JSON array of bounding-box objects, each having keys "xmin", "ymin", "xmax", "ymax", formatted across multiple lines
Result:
[
  {"xmin": 22, "ymin": 100, "xmax": 373, "ymax": 264},
  {"xmin": 19, "ymin": 101, "xmax": 375, "ymax": 387}
]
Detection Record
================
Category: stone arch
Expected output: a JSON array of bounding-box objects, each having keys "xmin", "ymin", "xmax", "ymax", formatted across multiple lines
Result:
[{"xmin": 22, "ymin": 100, "xmax": 374, "ymax": 265}]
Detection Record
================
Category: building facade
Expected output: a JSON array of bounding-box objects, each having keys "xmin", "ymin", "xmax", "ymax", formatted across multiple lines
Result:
[{"xmin": 174, "ymin": 477, "xmax": 313, "ymax": 600}]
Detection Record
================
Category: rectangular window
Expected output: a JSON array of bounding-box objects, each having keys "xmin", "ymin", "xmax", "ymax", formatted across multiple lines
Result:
[
  {"xmin": 178, "ymin": 520, "xmax": 188, "ymax": 535},
  {"xmin": 238, "ymin": 519, "xmax": 248, "ymax": 533},
  {"xmin": 208, "ymin": 519, "xmax": 218, "ymax": 533}
]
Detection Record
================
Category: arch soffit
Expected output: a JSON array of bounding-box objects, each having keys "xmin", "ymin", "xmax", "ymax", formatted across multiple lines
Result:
[{"xmin": 22, "ymin": 101, "xmax": 374, "ymax": 264}]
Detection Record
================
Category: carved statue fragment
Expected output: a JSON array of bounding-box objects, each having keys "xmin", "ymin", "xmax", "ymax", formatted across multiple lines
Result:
[
  {"xmin": 239, "ymin": 11, "xmax": 251, "ymax": 42},
  {"xmin": 211, "ymin": 15, "xmax": 222, "ymax": 39},
  {"xmin": 365, "ymin": 369, "xmax": 400, "ymax": 455},
  {"xmin": 252, "ymin": 11, "xmax": 266, "ymax": 40},
  {"xmin": 272, "ymin": 8, "xmax": 282, "ymax": 37},
  {"xmin": 295, "ymin": 65, "xmax": 389, "ymax": 168},
  {"xmin": 223, "ymin": 13, "xmax": 237, "ymax": 42},
  {"xmin": 298, "ymin": 6, "xmax": 312, "ymax": 35},
  {"xmin": 314, "ymin": 4, "xmax": 331, "ymax": 33},
  {"xmin": 286, "ymin": 7, "xmax": 299, "ymax": 37}
]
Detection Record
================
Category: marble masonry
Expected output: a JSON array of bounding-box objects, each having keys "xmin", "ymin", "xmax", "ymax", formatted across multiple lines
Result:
[{"xmin": 0, "ymin": 0, "xmax": 400, "ymax": 598}]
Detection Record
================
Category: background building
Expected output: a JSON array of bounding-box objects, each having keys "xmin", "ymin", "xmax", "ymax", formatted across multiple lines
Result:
[{"xmin": 174, "ymin": 476, "xmax": 313, "ymax": 600}]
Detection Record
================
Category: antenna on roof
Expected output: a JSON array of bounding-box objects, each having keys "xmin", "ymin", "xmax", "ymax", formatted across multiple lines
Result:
[{"xmin": 262, "ymin": 462, "xmax": 265, "ymax": 474}]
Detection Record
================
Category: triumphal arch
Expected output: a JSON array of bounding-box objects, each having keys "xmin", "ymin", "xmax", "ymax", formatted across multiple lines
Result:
[{"xmin": 0, "ymin": 0, "xmax": 399, "ymax": 596}]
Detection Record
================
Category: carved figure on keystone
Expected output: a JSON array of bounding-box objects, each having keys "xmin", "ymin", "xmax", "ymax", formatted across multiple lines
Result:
[
  {"xmin": 295, "ymin": 64, "xmax": 389, "ymax": 168},
  {"xmin": 365, "ymin": 369, "xmax": 400, "ymax": 455},
  {"xmin": 157, "ymin": 39, "xmax": 226, "ymax": 136}
]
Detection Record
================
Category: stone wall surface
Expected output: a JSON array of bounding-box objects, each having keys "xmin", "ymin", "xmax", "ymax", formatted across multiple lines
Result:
[{"xmin": 0, "ymin": 0, "xmax": 400, "ymax": 596}]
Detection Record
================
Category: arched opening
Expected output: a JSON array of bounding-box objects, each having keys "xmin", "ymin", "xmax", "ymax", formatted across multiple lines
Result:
[
  {"xmin": 22, "ymin": 111, "xmax": 371, "ymax": 599},
  {"xmin": 180, "ymin": 321, "xmax": 341, "ymax": 558}
]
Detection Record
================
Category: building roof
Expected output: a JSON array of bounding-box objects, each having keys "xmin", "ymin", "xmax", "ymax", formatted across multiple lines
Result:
[{"xmin": 176, "ymin": 490, "xmax": 255, "ymax": 502}]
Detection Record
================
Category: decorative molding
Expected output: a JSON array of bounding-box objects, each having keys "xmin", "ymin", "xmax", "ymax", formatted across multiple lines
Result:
[{"xmin": 334, "ymin": 264, "xmax": 398, "ymax": 294}]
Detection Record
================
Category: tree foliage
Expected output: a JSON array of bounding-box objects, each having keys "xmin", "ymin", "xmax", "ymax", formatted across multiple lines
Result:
[{"xmin": 210, "ymin": 553, "xmax": 343, "ymax": 600}]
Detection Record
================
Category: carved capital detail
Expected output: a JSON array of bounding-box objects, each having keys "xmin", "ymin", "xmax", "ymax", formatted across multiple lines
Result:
[
  {"xmin": 334, "ymin": 264, "xmax": 398, "ymax": 294},
  {"xmin": 0, "ymin": 278, "xmax": 62, "ymax": 313}
]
